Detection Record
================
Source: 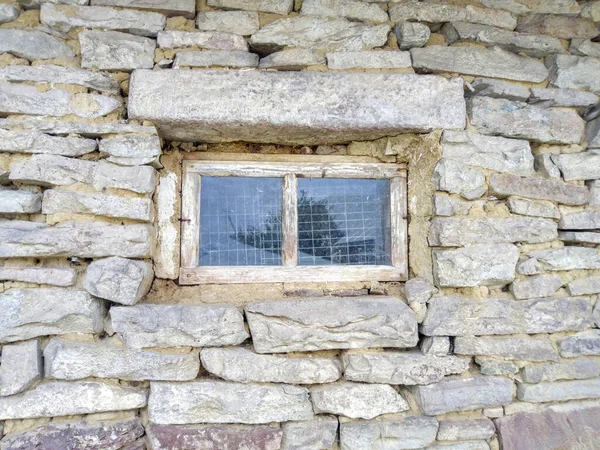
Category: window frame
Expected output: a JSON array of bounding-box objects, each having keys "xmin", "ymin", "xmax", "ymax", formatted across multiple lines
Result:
[{"xmin": 179, "ymin": 156, "xmax": 408, "ymax": 285}]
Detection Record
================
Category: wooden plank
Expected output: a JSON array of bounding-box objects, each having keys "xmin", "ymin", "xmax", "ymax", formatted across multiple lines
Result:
[
  {"xmin": 390, "ymin": 177, "xmax": 408, "ymax": 275},
  {"xmin": 282, "ymin": 173, "xmax": 298, "ymax": 268},
  {"xmin": 179, "ymin": 265, "xmax": 407, "ymax": 284},
  {"xmin": 180, "ymin": 172, "xmax": 201, "ymax": 268}
]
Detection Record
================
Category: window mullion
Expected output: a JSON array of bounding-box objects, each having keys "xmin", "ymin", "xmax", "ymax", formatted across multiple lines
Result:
[
  {"xmin": 390, "ymin": 176, "xmax": 408, "ymax": 276},
  {"xmin": 282, "ymin": 173, "xmax": 298, "ymax": 268}
]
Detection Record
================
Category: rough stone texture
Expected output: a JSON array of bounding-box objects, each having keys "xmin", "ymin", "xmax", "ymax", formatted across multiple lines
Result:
[
  {"xmin": 534, "ymin": 153, "xmax": 561, "ymax": 179},
  {"xmin": 156, "ymin": 30, "xmax": 248, "ymax": 51},
  {"xmin": 207, "ymin": 0, "xmax": 292, "ymax": 14},
  {"xmin": 110, "ymin": 304, "xmax": 248, "ymax": 348},
  {"xmin": 568, "ymin": 276, "xmax": 600, "ymax": 296},
  {"xmin": 411, "ymin": 46, "xmax": 548, "ymax": 83},
  {"xmin": 0, "ymin": 29, "xmax": 74, "ymax": 61},
  {"xmin": 0, "ymin": 118, "xmax": 156, "ymax": 137},
  {"xmin": 496, "ymin": 404, "xmax": 600, "ymax": 450},
  {"xmin": 343, "ymin": 351, "xmax": 470, "ymax": 385},
  {"xmin": 0, "ymin": 340, "xmax": 42, "ymax": 397},
  {"xmin": 0, "ymin": 220, "xmax": 153, "ymax": 258},
  {"xmin": 588, "ymin": 116, "xmax": 600, "ymax": 149},
  {"xmin": 454, "ymin": 336, "xmax": 560, "ymax": 362},
  {"xmin": 519, "ymin": 247, "xmax": 600, "ymax": 273},
  {"xmin": 281, "ymin": 417, "xmax": 337, "ymax": 450},
  {"xmin": 394, "ymin": 22, "xmax": 430, "ymax": 50},
  {"xmin": 560, "ymin": 210, "xmax": 600, "ymax": 229},
  {"xmin": 0, "ymin": 267, "xmax": 76, "ymax": 286},
  {"xmin": 421, "ymin": 336, "xmax": 450, "ymax": 356},
  {"xmin": 40, "ymin": 4, "xmax": 166, "ymax": 37},
  {"xmin": 149, "ymin": 380, "xmax": 313, "ymax": 424},
  {"xmin": 517, "ymin": 378, "xmax": 600, "ymax": 402},
  {"xmin": 510, "ymin": 274, "xmax": 563, "ymax": 299},
  {"xmin": 467, "ymin": 77, "xmax": 530, "ymax": 102},
  {"xmin": 546, "ymin": 55, "xmax": 600, "ymax": 94},
  {"xmin": 433, "ymin": 159, "xmax": 486, "ymax": 200},
  {"xmin": 196, "ymin": 10, "xmax": 259, "ymax": 36},
  {"xmin": 339, "ymin": 416, "xmax": 439, "ymax": 450},
  {"xmin": 259, "ymin": 49, "xmax": 325, "ymax": 70},
  {"xmin": 10, "ymin": 154, "xmax": 155, "ymax": 193},
  {"xmin": 441, "ymin": 130, "xmax": 533, "ymax": 176},
  {"xmin": 0, "ymin": 419, "xmax": 145, "ymax": 450},
  {"xmin": 506, "ymin": 197, "xmax": 560, "ymax": 219},
  {"xmin": 415, "ymin": 376, "xmax": 513, "ymax": 415},
  {"xmin": 90, "ymin": 0, "xmax": 194, "ymax": 17},
  {"xmin": 146, "ymin": 423, "xmax": 283, "ymax": 450},
  {"xmin": 589, "ymin": 180, "xmax": 600, "ymax": 205},
  {"xmin": 42, "ymin": 189, "xmax": 154, "ymax": 222},
  {"xmin": 0, "ymin": 288, "xmax": 105, "ymax": 343},
  {"xmin": 201, "ymin": 347, "xmax": 341, "ymax": 384},
  {"xmin": 404, "ymin": 277, "xmax": 437, "ymax": 304},
  {"xmin": 0, "ymin": 4, "xmax": 20, "ymax": 23},
  {"xmin": 174, "ymin": 50, "xmax": 258, "ymax": 68},
  {"xmin": 553, "ymin": 152, "xmax": 600, "ymax": 181},
  {"xmin": 429, "ymin": 217, "xmax": 557, "ymax": 246},
  {"xmin": 245, "ymin": 297, "xmax": 418, "ymax": 353},
  {"xmin": 0, "ymin": 129, "xmax": 97, "ymax": 156},
  {"xmin": 477, "ymin": 357, "xmax": 519, "ymax": 376},
  {"xmin": 44, "ymin": 338, "xmax": 199, "ymax": 381},
  {"xmin": 433, "ymin": 194, "xmax": 483, "ymax": 217},
  {"xmin": 433, "ymin": 243, "xmax": 519, "ymax": 287},
  {"xmin": 326, "ymin": 51, "xmax": 411, "ymax": 70},
  {"xmin": 571, "ymin": 39, "xmax": 600, "ymax": 58},
  {"xmin": 529, "ymin": 87, "xmax": 598, "ymax": 108},
  {"xmin": 0, "ymin": 189, "xmax": 41, "ymax": 214},
  {"xmin": 129, "ymin": 68, "xmax": 465, "ymax": 145},
  {"xmin": 80, "ymin": 30, "xmax": 156, "ymax": 71},
  {"xmin": 516, "ymin": 14, "xmax": 599, "ymax": 39},
  {"xmin": 100, "ymin": 134, "xmax": 161, "ymax": 166},
  {"xmin": 560, "ymin": 330, "xmax": 600, "ymax": 357},
  {"xmin": 522, "ymin": 357, "xmax": 600, "ymax": 383},
  {"xmin": 489, "ymin": 173, "xmax": 589, "ymax": 206},
  {"xmin": 442, "ymin": 21, "xmax": 564, "ymax": 58},
  {"xmin": 581, "ymin": 1, "xmax": 600, "ymax": 20},
  {"xmin": 154, "ymin": 166, "xmax": 178, "ymax": 279},
  {"xmin": 422, "ymin": 296, "xmax": 592, "ymax": 336},
  {"xmin": 301, "ymin": 0, "xmax": 387, "ymax": 22},
  {"xmin": 437, "ymin": 419, "xmax": 495, "ymax": 441},
  {"xmin": 560, "ymin": 231, "xmax": 600, "ymax": 244},
  {"xmin": 469, "ymin": 97, "xmax": 585, "ymax": 144}
]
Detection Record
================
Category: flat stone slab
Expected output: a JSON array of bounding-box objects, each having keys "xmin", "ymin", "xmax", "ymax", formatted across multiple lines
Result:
[
  {"xmin": 0, "ymin": 267, "xmax": 76, "ymax": 286},
  {"xmin": 454, "ymin": 336, "xmax": 559, "ymax": 362},
  {"xmin": 208, "ymin": 0, "xmax": 292, "ymax": 15},
  {"xmin": 552, "ymin": 152, "xmax": 600, "ymax": 181},
  {"xmin": 519, "ymin": 247, "xmax": 600, "ymax": 273},
  {"xmin": 245, "ymin": 297, "xmax": 418, "ymax": 353},
  {"xmin": 80, "ymin": 30, "xmax": 156, "ymax": 71},
  {"xmin": 437, "ymin": 419, "xmax": 495, "ymax": 441},
  {"xmin": 157, "ymin": 30, "xmax": 248, "ymax": 51},
  {"xmin": 281, "ymin": 417, "xmax": 337, "ymax": 450},
  {"xmin": 196, "ymin": 11, "xmax": 259, "ymax": 36},
  {"xmin": 0, "ymin": 129, "xmax": 97, "ymax": 156},
  {"xmin": 517, "ymin": 14, "xmax": 598, "ymax": 40},
  {"xmin": 0, "ymin": 118, "xmax": 156, "ymax": 138},
  {"xmin": 0, "ymin": 340, "xmax": 42, "ymax": 397},
  {"xmin": 0, "ymin": 29, "xmax": 74, "ymax": 61},
  {"xmin": 326, "ymin": 51, "xmax": 411, "ymax": 70},
  {"xmin": 559, "ymin": 330, "xmax": 600, "ymax": 357},
  {"xmin": 128, "ymin": 69, "xmax": 466, "ymax": 145},
  {"xmin": 259, "ymin": 48, "xmax": 325, "ymax": 70},
  {"xmin": 510, "ymin": 274, "xmax": 563, "ymax": 299},
  {"xmin": 434, "ymin": 159, "xmax": 486, "ymax": 200},
  {"xmin": 90, "ymin": 0, "xmax": 195, "ymax": 17},
  {"xmin": 568, "ymin": 276, "xmax": 600, "ymax": 296},
  {"xmin": 174, "ymin": 50, "xmax": 258, "ymax": 68},
  {"xmin": 506, "ymin": 198, "xmax": 559, "ymax": 219},
  {"xmin": 547, "ymin": 55, "xmax": 600, "ymax": 94},
  {"xmin": 489, "ymin": 173, "xmax": 589, "ymax": 206},
  {"xmin": 301, "ymin": 0, "xmax": 388, "ymax": 22},
  {"xmin": 0, "ymin": 189, "xmax": 41, "ymax": 214},
  {"xmin": 517, "ymin": 378, "xmax": 600, "ymax": 403},
  {"xmin": 522, "ymin": 357, "xmax": 600, "ymax": 383}
]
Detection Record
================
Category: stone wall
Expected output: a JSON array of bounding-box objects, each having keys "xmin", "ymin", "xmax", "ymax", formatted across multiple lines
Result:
[{"xmin": 0, "ymin": 0, "xmax": 600, "ymax": 449}]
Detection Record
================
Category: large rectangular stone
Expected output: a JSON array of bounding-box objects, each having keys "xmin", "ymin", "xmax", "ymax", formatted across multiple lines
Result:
[
  {"xmin": 128, "ymin": 69, "xmax": 466, "ymax": 145},
  {"xmin": 281, "ymin": 417, "xmax": 337, "ymax": 450},
  {"xmin": 0, "ymin": 129, "xmax": 97, "ymax": 156},
  {"xmin": 207, "ymin": 0, "xmax": 292, "ymax": 15},
  {"xmin": 148, "ymin": 381, "xmax": 313, "ymax": 424},
  {"xmin": 422, "ymin": 296, "xmax": 592, "ymax": 336},
  {"xmin": 522, "ymin": 357, "xmax": 600, "ymax": 383},
  {"xmin": 196, "ymin": 11, "xmax": 259, "ymax": 36},
  {"xmin": 0, "ymin": 29, "xmax": 74, "ymax": 61},
  {"xmin": 454, "ymin": 336, "xmax": 559, "ymax": 362},
  {"xmin": 568, "ymin": 276, "xmax": 600, "ymax": 296},
  {"xmin": 245, "ymin": 297, "xmax": 418, "ymax": 353},
  {"xmin": 517, "ymin": 378, "xmax": 600, "ymax": 403},
  {"xmin": 0, "ymin": 340, "xmax": 42, "ymax": 397},
  {"xmin": 90, "ymin": 0, "xmax": 195, "ymax": 17},
  {"xmin": 80, "ymin": 30, "xmax": 156, "ymax": 71},
  {"xmin": 489, "ymin": 173, "xmax": 589, "ymax": 206},
  {"xmin": 0, "ymin": 189, "xmax": 41, "ymax": 214},
  {"xmin": 519, "ymin": 247, "xmax": 600, "ymax": 273},
  {"xmin": 437, "ymin": 419, "xmax": 495, "ymax": 441},
  {"xmin": 552, "ymin": 152, "xmax": 600, "ymax": 181},
  {"xmin": 0, "ymin": 117, "xmax": 156, "ymax": 138},
  {"xmin": 559, "ymin": 210, "xmax": 600, "ymax": 229},
  {"xmin": 0, "ymin": 267, "xmax": 76, "ymax": 286},
  {"xmin": 156, "ymin": 30, "xmax": 248, "ymax": 51},
  {"xmin": 517, "ymin": 14, "xmax": 598, "ymax": 40},
  {"xmin": 546, "ymin": 54, "xmax": 600, "ymax": 94},
  {"xmin": 301, "ymin": 0, "xmax": 388, "ymax": 22},
  {"xmin": 559, "ymin": 330, "xmax": 600, "ymax": 357}
]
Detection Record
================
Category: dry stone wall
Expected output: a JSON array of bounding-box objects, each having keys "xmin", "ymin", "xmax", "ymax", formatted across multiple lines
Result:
[{"xmin": 0, "ymin": 0, "xmax": 600, "ymax": 449}]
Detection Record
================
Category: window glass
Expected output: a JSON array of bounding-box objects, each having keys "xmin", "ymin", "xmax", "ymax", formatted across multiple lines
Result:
[
  {"xmin": 297, "ymin": 178, "xmax": 391, "ymax": 266},
  {"xmin": 199, "ymin": 176, "xmax": 282, "ymax": 266}
]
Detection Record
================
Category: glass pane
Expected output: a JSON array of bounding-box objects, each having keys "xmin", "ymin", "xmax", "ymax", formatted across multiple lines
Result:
[
  {"xmin": 297, "ymin": 178, "xmax": 391, "ymax": 266},
  {"xmin": 200, "ymin": 177, "xmax": 282, "ymax": 266}
]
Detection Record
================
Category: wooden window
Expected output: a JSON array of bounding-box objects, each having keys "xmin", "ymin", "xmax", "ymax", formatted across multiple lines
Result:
[{"xmin": 179, "ymin": 156, "xmax": 407, "ymax": 284}]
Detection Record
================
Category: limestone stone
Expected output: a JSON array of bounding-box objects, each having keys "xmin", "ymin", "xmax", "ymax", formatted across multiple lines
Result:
[
  {"xmin": 570, "ymin": 39, "xmax": 600, "ymax": 58},
  {"xmin": 534, "ymin": 154, "xmax": 561, "ymax": 179},
  {"xmin": 437, "ymin": 419, "xmax": 495, "ymax": 441},
  {"xmin": 44, "ymin": 338, "xmax": 199, "ymax": 381},
  {"xmin": 0, "ymin": 267, "xmax": 76, "ymax": 286},
  {"xmin": 301, "ymin": 0, "xmax": 388, "ymax": 22},
  {"xmin": 40, "ymin": 4, "xmax": 166, "ymax": 37},
  {"xmin": 546, "ymin": 54, "xmax": 600, "ymax": 94},
  {"xmin": 250, "ymin": 16, "xmax": 390, "ymax": 53},
  {"xmin": 0, "ymin": 117, "xmax": 156, "ymax": 138},
  {"xmin": 454, "ymin": 336, "xmax": 560, "ymax": 362},
  {"xmin": 110, "ymin": 304, "xmax": 249, "ymax": 348},
  {"xmin": 0, "ymin": 129, "xmax": 98, "ymax": 156},
  {"xmin": 394, "ymin": 22, "xmax": 430, "ymax": 50},
  {"xmin": 433, "ymin": 243, "xmax": 519, "ymax": 287},
  {"xmin": 90, "ymin": 0, "xmax": 194, "ymax": 17},
  {"xmin": 568, "ymin": 276, "xmax": 600, "ymax": 296},
  {"xmin": 0, "ymin": 83, "xmax": 121, "ymax": 118},
  {"xmin": 128, "ymin": 69, "xmax": 466, "ymax": 145},
  {"xmin": 441, "ymin": 130, "xmax": 534, "ymax": 176},
  {"xmin": 561, "ymin": 231, "xmax": 600, "ymax": 244},
  {"xmin": 467, "ymin": 77, "xmax": 530, "ymax": 102},
  {"xmin": 42, "ymin": 190, "xmax": 154, "ymax": 222},
  {"xmin": 310, "ymin": 382, "xmax": 408, "ymax": 419},
  {"xmin": 516, "ymin": 14, "xmax": 598, "ymax": 39},
  {"xmin": 476, "ymin": 357, "xmax": 519, "ymax": 376},
  {"xmin": 0, "ymin": 340, "xmax": 42, "ymax": 397},
  {"xmin": 0, "ymin": 288, "xmax": 105, "ymax": 343},
  {"xmin": 17, "ymin": 0, "xmax": 88, "ymax": 7},
  {"xmin": 506, "ymin": 198, "xmax": 560, "ymax": 219},
  {"xmin": 80, "ymin": 30, "xmax": 156, "ymax": 71},
  {"xmin": 489, "ymin": 173, "xmax": 589, "ymax": 206},
  {"xmin": 326, "ymin": 51, "xmax": 411, "ymax": 70},
  {"xmin": 196, "ymin": 10, "xmax": 259, "ymax": 36},
  {"xmin": 0, "ymin": 29, "xmax": 74, "ymax": 61},
  {"xmin": 10, "ymin": 154, "xmax": 155, "ymax": 194},
  {"xmin": 433, "ymin": 194, "xmax": 483, "ymax": 216},
  {"xmin": 519, "ymin": 247, "xmax": 600, "ymax": 273},
  {"xmin": 0, "ymin": 220, "xmax": 153, "ymax": 258},
  {"xmin": 415, "ymin": 376, "xmax": 513, "ymax": 415},
  {"xmin": 156, "ymin": 30, "xmax": 248, "ymax": 51},
  {"xmin": 411, "ymin": 46, "xmax": 548, "ymax": 83},
  {"xmin": 245, "ymin": 297, "xmax": 418, "ymax": 353},
  {"xmin": 99, "ymin": 134, "xmax": 161, "ymax": 167},
  {"xmin": 529, "ymin": 87, "xmax": 598, "ymax": 108},
  {"xmin": 0, "ymin": 64, "xmax": 119, "ymax": 94},
  {"xmin": 428, "ymin": 441, "xmax": 491, "ymax": 449},
  {"xmin": 149, "ymin": 380, "xmax": 313, "ymax": 424},
  {"xmin": 281, "ymin": 417, "xmax": 337, "ymax": 450},
  {"xmin": 422, "ymin": 296, "xmax": 592, "ymax": 336},
  {"xmin": 552, "ymin": 152, "xmax": 600, "ymax": 181},
  {"xmin": 510, "ymin": 274, "xmax": 563, "ymax": 299},
  {"xmin": 342, "ymin": 351, "xmax": 470, "ymax": 385},
  {"xmin": 0, "ymin": 418, "xmax": 144, "ymax": 450},
  {"xmin": 207, "ymin": 0, "xmax": 292, "ymax": 15},
  {"xmin": 421, "ymin": 336, "xmax": 450, "ymax": 356},
  {"xmin": 0, "ymin": 189, "xmax": 41, "ymax": 214},
  {"xmin": 154, "ymin": 168, "xmax": 178, "ymax": 279},
  {"xmin": 469, "ymin": 97, "xmax": 585, "ymax": 144},
  {"xmin": 0, "ymin": 381, "xmax": 147, "ymax": 420},
  {"xmin": 522, "ymin": 357, "xmax": 600, "ymax": 383},
  {"xmin": 560, "ymin": 210, "xmax": 600, "ymax": 229},
  {"xmin": 442, "ymin": 22, "xmax": 564, "ymax": 58},
  {"xmin": 429, "ymin": 217, "xmax": 557, "ymax": 246},
  {"xmin": 518, "ymin": 377, "xmax": 600, "ymax": 402},
  {"xmin": 481, "ymin": 0, "xmax": 581, "ymax": 15},
  {"xmin": 496, "ymin": 404, "xmax": 600, "ymax": 450},
  {"xmin": 404, "ymin": 277, "xmax": 437, "ymax": 304},
  {"xmin": 582, "ymin": 1, "xmax": 600, "ymax": 21},
  {"xmin": 259, "ymin": 49, "xmax": 325, "ymax": 70},
  {"xmin": 0, "ymin": 4, "xmax": 20, "ymax": 23},
  {"xmin": 559, "ymin": 330, "xmax": 600, "ymax": 357},
  {"xmin": 433, "ymin": 159, "xmax": 486, "ymax": 200},
  {"xmin": 201, "ymin": 347, "xmax": 341, "ymax": 384},
  {"xmin": 174, "ymin": 50, "xmax": 258, "ymax": 68}
]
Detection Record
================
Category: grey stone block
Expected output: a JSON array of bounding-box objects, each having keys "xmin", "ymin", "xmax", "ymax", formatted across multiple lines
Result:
[
  {"xmin": 467, "ymin": 77, "xmax": 530, "ymax": 102},
  {"xmin": 522, "ymin": 357, "xmax": 600, "ymax": 383},
  {"xmin": 559, "ymin": 330, "xmax": 600, "ymax": 357},
  {"xmin": 516, "ymin": 14, "xmax": 598, "ymax": 39},
  {"xmin": 0, "ymin": 340, "xmax": 42, "ymax": 397},
  {"xmin": 553, "ymin": 152, "xmax": 600, "ymax": 181},
  {"xmin": 90, "ymin": 0, "xmax": 194, "ymax": 18},
  {"xmin": 529, "ymin": 87, "xmax": 598, "ymax": 108},
  {"xmin": 326, "ymin": 51, "xmax": 411, "ymax": 70},
  {"xmin": 196, "ymin": 10, "xmax": 259, "ymax": 36},
  {"xmin": 301, "ymin": 0, "xmax": 388, "ymax": 22},
  {"xmin": 0, "ymin": 189, "xmax": 41, "ymax": 214},
  {"xmin": 546, "ymin": 54, "xmax": 600, "ymax": 94},
  {"xmin": 207, "ymin": 0, "xmax": 292, "ymax": 15},
  {"xmin": 454, "ymin": 336, "xmax": 560, "ymax": 362},
  {"xmin": 489, "ymin": 173, "xmax": 589, "ymax": 206},
  {"xmin": 568, "ymin": 276, "xmax": 600, "ymax": 296},
  {"xmin": 517, "ymin": 377, "xmax": 600, "ymax": 402},
  {"xmin": 281, "ymin": 417, "xmax": 337, "ymax": 450},
  {"xmin": 0, "ymin": 129, "xmax": 97, "ymax": 156},
  {"xmin": 506, "ymin": 198, "xmax": 559, "ymax": 219},
  {"xmin": 0, "ymin": 29, "xmax": 74, "ymax": 61},
  {"xmin": 157, "ymin": 30, "xmax": 248, "ymax": 50},
  {"xmin": 519, "ymin": 247, "xmax": 600, "ymax": 273},
  {"xmin": 0, "ymin": 267, "xmax": 76, "ymax": 286},
  {"xmin": 174, "ymin": 50, "xmax": 258, "ymax": 68},
  {"xmin": 433, "ymin": 159, "xmax": 486, "ymax": 200},
  {"xmin": 80, "ymin": 30, "xmax": 156, "ymax": 71},
  {"xmin": 259, "ymin": 49, "xmax": 325, "ymax": 70},
  {"xmin": 437, "ymin": 419, "xmax": 495, "ymax": 441},
  {"xmin": 510, "ymin": 274, "xmax": 563, "ymax": 300},
  {"xmin": 394, "ymin": 22, "xmax": 430, "ymax": 50}
]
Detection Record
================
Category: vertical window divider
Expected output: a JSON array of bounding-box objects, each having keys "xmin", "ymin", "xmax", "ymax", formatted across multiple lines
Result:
[
  {"xmin": 282, "ymin": 173, "xmax": 298, "ymax": 268},
  {"xmin": 390, "ymin": 176, "xmax": 408, "ymax": 277},
  {"xmin": 181, "ymin": 172, "xmax": 201, "ymax": 269}
]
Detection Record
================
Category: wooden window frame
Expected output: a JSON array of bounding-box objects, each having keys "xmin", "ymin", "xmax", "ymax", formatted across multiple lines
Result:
[{"xmin": 179, "ymin": 157, "xmax": 408, "ymax": 285}]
